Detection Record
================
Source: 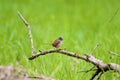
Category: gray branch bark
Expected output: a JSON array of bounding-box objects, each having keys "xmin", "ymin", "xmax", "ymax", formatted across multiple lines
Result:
[{"xmin": 18, "ymin": 12, "xmax": 120, "ymax": 80}]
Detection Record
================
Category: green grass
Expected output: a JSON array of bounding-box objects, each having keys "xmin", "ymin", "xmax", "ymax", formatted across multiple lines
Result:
[{"xmin": 0, "ymin": 0, "xmax": 120, "ymax": 80}]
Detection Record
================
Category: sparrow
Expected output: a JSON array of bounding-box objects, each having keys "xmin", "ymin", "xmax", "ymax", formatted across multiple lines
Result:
[{"xmin": 52, "ymin": 37, "xmax": 63, "ymax": 48}]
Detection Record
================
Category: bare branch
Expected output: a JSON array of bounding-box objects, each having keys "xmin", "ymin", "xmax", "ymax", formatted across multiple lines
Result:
[
  {"xmin": 18, "ymin": 11, "xmax": 35, "ymax": 56},
  {"xmin": 108, "ymin": 51, "xmax": 120, "ymax": 57},
  {"xmin": 29, "ymin": 49, "xmax": 87, "ymax": 60},
  {"xmin": 29, "ymin": 49, "xmax": 120, "ymax": 71},
  {"xmin": 91, "ymin": 43, "xmax": 99, "ymax": 55},
  {"xmin": 18, "ymin": 12, "xmax": 120, "ymax": 80},
  {"xmin": 108, "ymin": 63, "xmax": 120, "ymax": 72},
  {"xmin": 28, "ymin": 49, "xmax": 120, "ymax": 80}
]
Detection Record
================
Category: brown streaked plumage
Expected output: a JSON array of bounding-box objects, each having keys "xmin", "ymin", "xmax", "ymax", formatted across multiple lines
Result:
[{"xmin": 52, "ymin": 37, "xmax": 63, "ymax": 48}]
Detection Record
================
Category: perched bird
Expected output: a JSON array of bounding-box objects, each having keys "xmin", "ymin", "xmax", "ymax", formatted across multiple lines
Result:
[{"xmin": 52, "ymin": 37, "xmax": 63, "ymax": 48}]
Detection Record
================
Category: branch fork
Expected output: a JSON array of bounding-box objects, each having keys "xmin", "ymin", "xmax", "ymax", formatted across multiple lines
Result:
[{"xmin": 18, "ymin": 12, "xmax": 120, "ymax": 80}]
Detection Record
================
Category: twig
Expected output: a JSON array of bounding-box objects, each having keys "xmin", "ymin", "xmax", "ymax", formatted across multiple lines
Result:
[
  {"xmin": 91, "ymin": 43, "xmax": 99, "ymax": 55},
  {"xmin": 77, "ymin": 69, "xmax": 96, "ymax": 73},
  {"xmin": 108, "ymin": 51, "xmax": 120, "ymax": 57},
  {"xmin": 18, "ymin": 11, "xmax": 35, "ymax": 56},
  {"xmin": 77, "ymin": 66, "xmax": 96, "ymax": 73},
  {"xmin": 28, "ymin": 75, "xmax": 53, "ymax": 80},
  {"xmin": 90, "ymin": 69, "xmax": 101, "ymax": 80},
  {"xmin": 109, "ymin": 7, "xmax": 120, "ymax": 23},
  {"xmin": 97, "ymin": 72, "xmax": 103, "ymax": 80}
]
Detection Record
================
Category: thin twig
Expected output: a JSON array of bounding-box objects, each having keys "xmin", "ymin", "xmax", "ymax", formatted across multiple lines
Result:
[
  {"xmin": 91, "ymin": 43, "xmax": 99, "ymax": 55},
  {"xmin": 97, "ymin": 72, "xmax": 103, "ymax": 80},
  {"xmin": 77, "ymin": 69, "xmax": 97, "ymax": 73},
  {"xmin": 18, "ymin": 11, "xmax": 35, "ymax": 56},
  {"xmin": 28, "ymin": 76, "xmax": 53, "ymax": 80},
  {"xmin": 77, "ymin": 66, "xmax": 96, "ymax": 73},
  {"xmin": 90, "ymin": 69, "xmax": 101, "ymax": 80},
  {"xmin": 108, "ymin": 51, "xmax": 120, "ymax": 57},
  {"xmin": 109, "ymin": 7, "xmax": 120, "ymax": 23}
]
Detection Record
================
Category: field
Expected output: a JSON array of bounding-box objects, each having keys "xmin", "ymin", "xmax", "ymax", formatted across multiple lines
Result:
[{"xmin": 0, "ymin": 0, "xmax": 120, "ymax": 80}]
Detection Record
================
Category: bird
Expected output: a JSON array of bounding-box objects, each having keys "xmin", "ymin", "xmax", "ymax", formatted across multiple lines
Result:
[{"xmin": 52, "ymin": 37, "xmax": 63, "ymax": 48}]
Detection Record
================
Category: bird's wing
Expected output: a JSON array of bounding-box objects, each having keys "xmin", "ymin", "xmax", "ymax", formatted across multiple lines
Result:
[{"xmin": 52, "ymin": 39, "xmax": 60, "ymax": 46}]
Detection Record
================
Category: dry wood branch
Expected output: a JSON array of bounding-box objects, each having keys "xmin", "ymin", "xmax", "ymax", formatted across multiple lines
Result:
[
  {"xmin": 18, "ymin": 12, "xmax": 120, "ymax": 80},
  {"xmin": 18, "ymin": 12, "xmax": 35, "ymax": 56},
  {"xmin": 28, "ymin": 49, "xmax": 120, "ymax": 80},
  {"xmin": 29, "ymin": 49, "xmax": 86, "ymax": 61},
  {"xmin": 29, "ymin": 49, "xmax": 120, "ymax": 71}
]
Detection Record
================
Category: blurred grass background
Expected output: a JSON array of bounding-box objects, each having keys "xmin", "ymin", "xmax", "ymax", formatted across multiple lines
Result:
[{"xmin": 0, "ymin": 0, "xmax": 120, "ymax": 80}]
